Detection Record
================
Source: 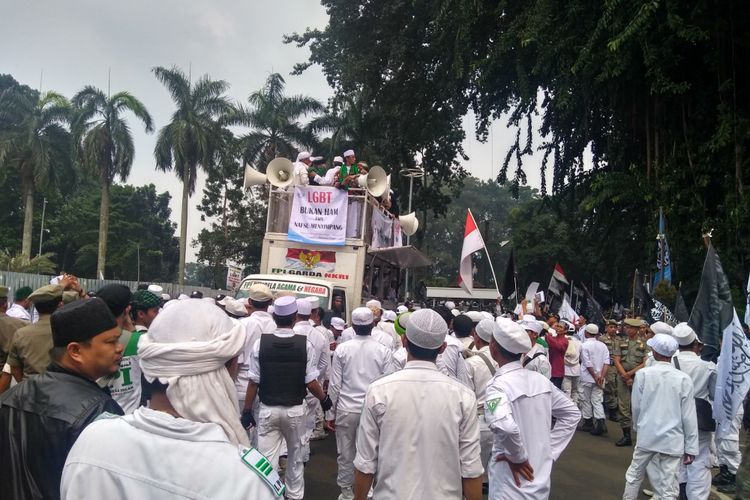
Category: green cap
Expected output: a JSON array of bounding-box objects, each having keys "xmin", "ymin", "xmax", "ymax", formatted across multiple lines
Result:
[
  {"xmin": 0, "ymin": 287, "xmax": 9, "ymax": 299},
  {"xmin": 28, "ymin": 284, "xmax": 63, "ymax": 304},
  {"xmin": 623, "ymin": 318, "xmax": 642, "ymax": 327},
  {"xmin": 394, "ymin": 311, "xmax": 412, "ymax": 336},
  {"xmin": 131, "ymin": 290, "xmax": 161, "ymax": 311},
  {"xmin": 15, "ymin": 286, "xmax": 33, "ymax": 301}
]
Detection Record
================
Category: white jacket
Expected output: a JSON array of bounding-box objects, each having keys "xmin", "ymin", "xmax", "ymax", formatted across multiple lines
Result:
[{"xmin": 61, "ymin": 408, "xmax": 279, "ymax": 499}]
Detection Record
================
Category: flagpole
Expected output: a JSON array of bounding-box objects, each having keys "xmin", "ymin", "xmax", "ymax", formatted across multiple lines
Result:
[{"xmin": 468, "ymin": 209, "xmax": 501, "ymax": 297}]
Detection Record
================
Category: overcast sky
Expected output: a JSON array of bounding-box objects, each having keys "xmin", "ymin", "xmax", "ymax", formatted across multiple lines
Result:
[{"xmin": 1, "ymin": 0, "xmax": 546, "ymax": 262}]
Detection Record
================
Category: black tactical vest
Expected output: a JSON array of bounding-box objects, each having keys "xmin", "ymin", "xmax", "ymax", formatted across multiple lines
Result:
[{"xmin": 258, "ymin": 334, "xmax": 308, "ymax": 406}]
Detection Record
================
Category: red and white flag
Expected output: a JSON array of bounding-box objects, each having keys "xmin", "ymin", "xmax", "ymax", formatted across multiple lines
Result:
[
  {"xmin": 548, "ymin": 263, "xmax": 569, "ymax": 296},
  {"xmin": 458, "ymin": 210, "xmax": 486, "ymax": 293}
]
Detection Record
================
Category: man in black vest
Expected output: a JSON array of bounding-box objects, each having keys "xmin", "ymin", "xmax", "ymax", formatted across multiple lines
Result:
[{"xmin": 242, "ymin": 295, "xmax": 332, "ymax": 500}]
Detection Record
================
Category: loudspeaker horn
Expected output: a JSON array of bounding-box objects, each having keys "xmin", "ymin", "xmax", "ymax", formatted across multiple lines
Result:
[
  {"xmin": 357, "ymin": 165, "xmax": 388, "ymax": 197},
  {"xmin": 399, "ymin": 212, "xmax": 419, "ymax": 236},
  {"xmin": 266, "ymin": 158, "xmax": 295, "ymax": 188},
  {"xmin": 243, "ymin": 164, "xmax": 267, "ymax": 189}
]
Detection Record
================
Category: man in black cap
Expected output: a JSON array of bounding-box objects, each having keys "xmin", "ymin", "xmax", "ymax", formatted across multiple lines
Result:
[
  {"xmin": 0, "ymin": 298, "xmax": 124, "ymax": 500},
  {"xmin": 96, "ymin": 284, "xmax": 144, "ymax": 414}
]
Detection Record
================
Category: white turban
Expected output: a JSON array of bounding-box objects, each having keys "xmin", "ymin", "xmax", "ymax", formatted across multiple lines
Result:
[{"xmin": 138, "ymin": 300, "xmax": 249, "ymax": 446}]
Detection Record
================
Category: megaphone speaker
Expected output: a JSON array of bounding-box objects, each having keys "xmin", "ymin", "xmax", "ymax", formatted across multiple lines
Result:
[
  {"xmin": 243, "ymin": 164, "xmax": 267, "ymax": 189},
  {"xmin": 266, "ymin": 158, "xmax": 295, "ymax": 188},
  {"xmin": 399, "ymin": 212, "xmax": 419, "ymax": 236},
  {"xmin": 358, "ymin": 165, "xmax": 387, "ymax": 197}
]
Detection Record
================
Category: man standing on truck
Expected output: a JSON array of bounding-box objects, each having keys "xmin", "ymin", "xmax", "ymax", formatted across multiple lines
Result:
[{"xmin": 293, "ymin": 151, "xmax": 312, "ymax": 186}]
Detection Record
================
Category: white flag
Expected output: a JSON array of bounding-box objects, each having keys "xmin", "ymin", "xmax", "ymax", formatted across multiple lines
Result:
[{"xmin": 714, "ymin": 309, "xmax": 750, "ymax": 437}]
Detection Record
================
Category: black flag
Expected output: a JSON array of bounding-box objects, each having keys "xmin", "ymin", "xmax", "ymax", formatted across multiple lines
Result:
[
  {"xmin": 633, "ymin": 270, "xmax": 676, "ymax": 324},
  {"xmin": 674, "ymin": 290, "xmax": 690, "ymax": 323},
  {"xmin": 688, "ymin": 245, "xmax": 734, "ymax": 362},
  {"xmin": 581, "ymin": 284, "xmax": 605, "ymax": 330},
  {"xmin": 633, "ymin": 270, "xmax": 655, "ymax": 320},
  {"xmin": 502, "ymin": 249, "xmax": 516, "ymax": 300}
]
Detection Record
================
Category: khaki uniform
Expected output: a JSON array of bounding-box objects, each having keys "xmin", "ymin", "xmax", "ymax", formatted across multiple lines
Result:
[
  {"xmin": 7, "ymin": 315, "xmax": 53, "ymax": 377},
  {"xmin": 600, "ymin": 334, "xmax": 619, "ymax": 413},
  {"xmin": 612, "ymin": 337, "xmax": 648, "ymax": 428},
  {"xmin": 0, "ymin": 313, "xmax": 28, "ymax": 366}
]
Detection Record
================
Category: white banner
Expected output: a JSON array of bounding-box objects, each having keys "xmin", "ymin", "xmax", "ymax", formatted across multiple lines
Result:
[
  {"xmin": 288, "ymin": 186, "xmax": 348, "ymax": 246},
  {"xmin": 226, "ymin": 264, "xmax": 243, "ymax": 291},
  {"xmin": 714, "ymin": 309, "xmax": 750, "ymax": 437}
]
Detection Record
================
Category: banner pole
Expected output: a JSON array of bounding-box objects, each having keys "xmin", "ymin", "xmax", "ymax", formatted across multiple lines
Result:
[{"xmin": 469, "ymin": 209, "xmax": 501, "ymax": 297}]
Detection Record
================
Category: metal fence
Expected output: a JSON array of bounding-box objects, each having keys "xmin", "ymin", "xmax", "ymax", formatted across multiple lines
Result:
[{"xmin": 0, "ymin": 271, "xmax": 231, "ymax": 304}]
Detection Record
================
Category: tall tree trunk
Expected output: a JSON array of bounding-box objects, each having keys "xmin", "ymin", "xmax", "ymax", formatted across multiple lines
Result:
[
  {"xmin": 178, "ymin": 175, "xmax": 190, "ymax": 285},
  {"xmin": 21, "ymin": 175, "xmax": 34, "ymax": 260},
  {"xmin": 97, "ymin": 182, "xmax": 110, "ymax": 278}
]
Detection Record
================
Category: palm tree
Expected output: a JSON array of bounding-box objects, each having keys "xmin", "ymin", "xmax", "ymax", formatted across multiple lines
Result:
[
  {"xmin": 306, "ymin": 91, "xmax": 379, "ymax": 161},
  {"xmin": 236, "ymin": 73, "xmax": 323, "ymax": 171},
  {"xmin": 72, "ymin": 86, "xmax": 154, "ymax": 278},
  {"xmin": 152, "ymin": 66, "xmax": 234, "ymax": 285},
  {"xmin": 0, "ymin": 88, "xmax": 72, "ymax": 259}
]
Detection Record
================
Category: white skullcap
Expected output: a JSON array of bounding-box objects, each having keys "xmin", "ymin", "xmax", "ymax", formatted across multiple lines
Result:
[
  {"xmin": 475, "ymin": 319, "xmax": 496, "ymax": 343},
  {"xmin": 217, "ymin": 296, "xmax": 231, "ymax": 306},
  {"xmin": 522, "ymin": 314, "xmax": 537, "ymax": 323},
  {"xmin": 148, "ymin": 284, "xmax": 163, "ymax": 294},
  {"xmin": 138, "ymin": 300, "xmax": 248, "ymax": 446},
  {"xmin": 647, "ymin": 333, "xmax": 679, "ymax": 357},
  {"xmin": 343, "ymin": 149, "xmax": 355, "ymax": 157},
  {"xmin": 672, "ymin": 323, "xmax": 699, "ymax": 346},
  {"xmin": 366, "ymin": 299, "xmax": 382, "ymax": 310},
  {"xmin": 466, "ymin": 311, "xmax": 484, "ymax": 324},
  {"xmin": 522, "ymin": 320, "xmax": 543, "ymax": 335},
  {"xmin": 296, "ymin": 298, "xmax": 312, "ymax": 316},
  {"xmin": 178, "ymin": 294, "xmax": 189, "ymax": 300},
  {"xmin": 397, "ymin": 305, "xmax": 408, "ymax": 314},
  {"xmin": 585, "ymin": 324, "xmax": 600, "ymax": 335},
  {"xmin": 352, "ymin": 307, "xmax": 374, "ymax": 325},
  {"xmin": 331, "ymin": 317, "xmax": 346, "ymax": 330},
  {"xmin": 494, "ymin": 317, "xmax": 532, "ymax": 354},
  {"xmin": 382, "ymin": 310, "xmax": 397, "ymax": 322},
  {"xmin": 650, "ymin": 321, "xmax": 674, "ymax": 336},
  {"xmin": 274, "ymin": 296, "xmax": 297, "ymax": 316},
  {"xmin": 296, "ymin": 151, "xmax": 311, "ymax": 161},
  {"xmin": 224, "ymin": 299, "xmax": 248, "ymax": 317},
  {"xmin": 451, "ymin": 308, "xmax": 460, "ymax": 317},
  {"xmin": 49, "ymin": 275, "xmax": 63, "ymax": 285},
  {"xmin": 333, "ymin": 156, "xmax": 344, "ymax": 163},
  {"xmin": 405, "ymin": 309, "xmax": 448, "ymax": 349},
  {"xmin": 305, "ymin": 296, "xmax": 320, "ymax": 309},
  {"xmin": 445, "ymin": 301, "xmax": 456, "ymax": 309},
  {"xmin": 161, "ymin": 294, "xmax": 171, "ymax": 301},
  {"xmin": 481, "ymin": 311, "xmax": 494, "ymax": 321}
]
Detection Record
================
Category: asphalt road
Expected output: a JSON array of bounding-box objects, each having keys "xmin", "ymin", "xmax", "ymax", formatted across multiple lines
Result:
[{"xmin": 302, "ymin": 419, "xmax": 653, "ymax": 499}]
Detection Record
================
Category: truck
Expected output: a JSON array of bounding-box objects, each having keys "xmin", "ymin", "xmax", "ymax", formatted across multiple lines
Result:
[{"xmin": 235, "ymin": 182, "xmax": 430, "ymax": 322}]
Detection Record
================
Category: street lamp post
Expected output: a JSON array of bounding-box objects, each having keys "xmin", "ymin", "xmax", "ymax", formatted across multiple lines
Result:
[{"xmin": 399, "ymin": 166, "xmax": 424, "ymax": 300}]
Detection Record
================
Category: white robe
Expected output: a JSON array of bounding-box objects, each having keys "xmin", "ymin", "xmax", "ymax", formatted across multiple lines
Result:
[
  {"xmin": 61, "ymin": 407, "xmax": 279, "ymax": 500},
  {"xmin": 484, "ymin": 361, "xmax": 580, "ymax": 499}
]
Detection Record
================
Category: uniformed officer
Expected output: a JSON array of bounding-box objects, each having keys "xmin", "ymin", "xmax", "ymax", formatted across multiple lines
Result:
[
  {"xmin": 0, "ymin": 286, "xmax": 28, "ymax": 393},
  {"xmin": 6, "ymin": 284, "xmax": 64, "ymax": 380},
  {"xmin": 243, "ymin": 296, "xmax": 332, "ymax": 500},
  {"xmin": 612, "ymin": 317, "xmax": 649, "ymax": 446},
  {"xmin": 600, "ymin": 319, "xmax": 620, "ymax": 421}
]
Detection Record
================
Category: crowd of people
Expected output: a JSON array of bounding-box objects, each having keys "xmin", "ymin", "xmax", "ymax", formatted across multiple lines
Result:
[{"xmin": 0, "ymin": 277, "xmax": 747, "ymax": 499}]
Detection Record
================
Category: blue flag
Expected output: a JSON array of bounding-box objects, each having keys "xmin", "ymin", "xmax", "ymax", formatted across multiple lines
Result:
[{"xmin": 653, "ymin": 207, "xmax": 672, "ymax": 287}]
